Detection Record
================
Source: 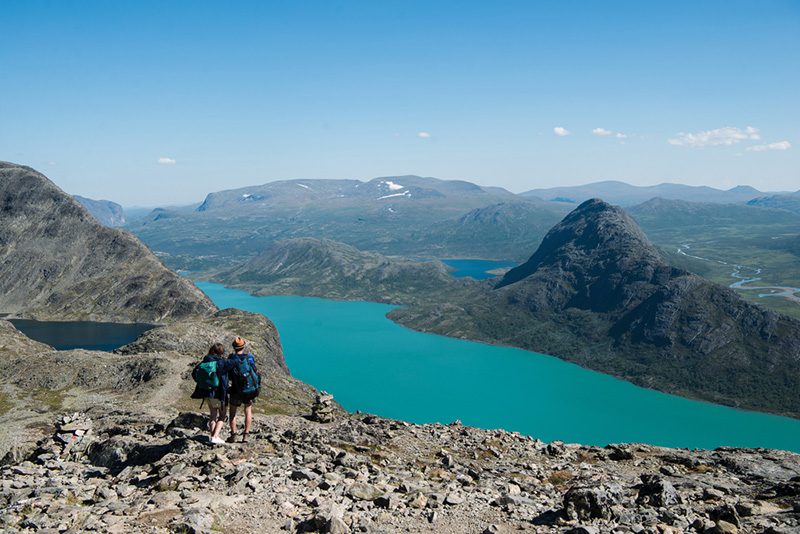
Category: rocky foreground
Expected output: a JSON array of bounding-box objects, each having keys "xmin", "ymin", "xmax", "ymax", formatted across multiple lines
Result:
[{"xmin": 2, "ymin": 402, "xmax": 798, "ymax": 534}]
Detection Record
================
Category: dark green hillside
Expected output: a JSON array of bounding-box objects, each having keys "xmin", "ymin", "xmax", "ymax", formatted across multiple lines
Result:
[
  {"xmin": 419, "ymin": 202, "xmax": 566, "ymax": 262},
  {"xmin": 195, "ymin": 237, "xmax": 482, "ymax": 305},
  {"xmin": 628, "ymin": 197, "xmax": 800, "ymax": 229},
  {"xmin": 774, "ymin": 234, "xmax": 800, "ymax": 258},
  {"xmin": 747, "ymin": 193, "xmax": 800, "ymax": 215}
]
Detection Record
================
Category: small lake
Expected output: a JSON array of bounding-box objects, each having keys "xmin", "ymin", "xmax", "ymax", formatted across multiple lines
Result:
[
  {"xmin": 440, "ymin": 259, "xmax": 518, "ymax": 280},
  {"xmin": 197, "ymin": 281, "xmax": 800, "ymax": 453},
  {"xmin": 9, "ymin": 319, "xmax": 154, "ymax": 351}
]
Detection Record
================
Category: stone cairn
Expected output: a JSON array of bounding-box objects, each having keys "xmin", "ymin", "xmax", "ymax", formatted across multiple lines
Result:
[{"xmin": 311, "ymin": 391, "xmax": 336, "ymax": 423}]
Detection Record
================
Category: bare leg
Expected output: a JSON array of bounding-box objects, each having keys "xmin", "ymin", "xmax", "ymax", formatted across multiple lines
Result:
[
  {"xmin": 229, "ymin": 405, "xmax": 238, "ymax": 438},
  {"xmin": 209, "ymin": 405, "xmax": 219, "ymax": 435},
  {"xmin": 244, "ymin": 404, "xmax": 252, "ymax": 435},
  {"xmin": 209, "ymin": 405, "xmax": 225, "ymax": 442},
  {"xmin": 211, "ymin": 419, "xmax": 225, "ymax": 439}
]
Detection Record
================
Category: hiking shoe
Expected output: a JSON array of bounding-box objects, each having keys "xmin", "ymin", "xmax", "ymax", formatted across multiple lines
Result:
[
  {"xmin": 210, "ymin": 436, "xmax": 225, "ymax": 445},
  {"xmin": 241, "ymin": 433, "xmax": 249, "ymax": 443},
  {"xmin": 226, "ymin": 434, "xmax": 238, "ymax": 443}
]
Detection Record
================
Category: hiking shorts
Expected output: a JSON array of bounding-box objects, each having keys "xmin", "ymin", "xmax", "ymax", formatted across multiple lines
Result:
[
  {"xmin": 229, "ymin": 394, "xmax": 255, "ymax": 407},
  {"xmin": 205, "ymin": 397, "xmax": 223, "ymax": 409}
]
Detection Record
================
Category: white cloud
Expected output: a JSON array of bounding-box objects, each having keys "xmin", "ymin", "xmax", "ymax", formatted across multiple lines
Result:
[
  {"xmin": 417, "ymin": 132, "xmax": 431, "ymax": 138},
  {"xmin": 615, "ymin": 133, "xmax": 627, "ymax": 139},
  {"xmin": 745, "ymin": 141, "xmax": 791, "ymax": 152},
  {"xmin": 158, "ymin": 157, "xmax": 176, "ymax": 165},
  {"xmin": 48, "ymin": 161, "xmax": 56, "ymax": 165},
  {"xmin": 592, "ymin": 128, "xmax": 613, "ymax": 136},
  {"xmin": 554, "ymin": 127, "xmax": 570, "ymax": 136},
  {"xmin": 668, "ymin": 126, "xmax": 760, "ymax": 148}
]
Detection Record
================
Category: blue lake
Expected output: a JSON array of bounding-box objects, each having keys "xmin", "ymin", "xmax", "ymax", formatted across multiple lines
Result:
[
  {"xmin": 196, "ymin": 281, "xmax": 800, "ymax": 453},
  {"xmin": 440, "ymin": 259, "xmax": 518, "ymax": 280},
  {"xmin": 9, "ymin": 319, "xmax": 154, "ymax": 351}
]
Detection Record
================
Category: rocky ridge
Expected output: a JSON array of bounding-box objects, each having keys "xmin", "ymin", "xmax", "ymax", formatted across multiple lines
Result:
[
  {"xmin": 2, "ymin": 406, "xmax": 799, "ymax": 534},
  {"xmin": 196, "ymin": 237, "xmax": 463, "ymax": 305},
  {"xmin": 0, "ymin": 162, "xmax": 217, "ymax": 323}
]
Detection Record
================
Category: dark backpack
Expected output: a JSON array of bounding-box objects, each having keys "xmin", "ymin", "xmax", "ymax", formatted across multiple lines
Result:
[
  {"xmin": 193, "ymin": 360, "xmax": 219, "ymax": 390},
  {"xmin": 232, "ymin": 354, "xmax": 260, "ymax": 401}
]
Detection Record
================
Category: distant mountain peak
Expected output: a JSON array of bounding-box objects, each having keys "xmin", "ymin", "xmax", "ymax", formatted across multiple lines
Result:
[{"xmin": 496, "ymin": 198, "xmax": 661, "ymax": 290}]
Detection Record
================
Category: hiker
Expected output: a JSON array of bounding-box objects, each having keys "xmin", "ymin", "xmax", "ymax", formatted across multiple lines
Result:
[
  {"xmin": 191, "ymin": 343, "xmax": 238, "ymax": 445},
  {"xmin": 228, "ymin": 336, "xmax": 260, "ymax": 443}
]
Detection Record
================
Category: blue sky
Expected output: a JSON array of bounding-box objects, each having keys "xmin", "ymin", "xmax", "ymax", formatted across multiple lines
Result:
[{"xmin": 2, "ymin": 1, "xmax": 798, "ymax": 206}]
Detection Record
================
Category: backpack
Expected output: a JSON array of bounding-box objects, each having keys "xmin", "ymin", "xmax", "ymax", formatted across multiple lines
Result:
[
  {"xmin": 232, "ymin": 354, "xmax": 260, "ymax": 401},
  {"xmin": 193, "ymin": 360, "xmax": 219, "ymax": 390}
]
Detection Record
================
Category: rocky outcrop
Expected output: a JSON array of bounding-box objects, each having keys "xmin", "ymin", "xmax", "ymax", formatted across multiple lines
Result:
[
  {"xmin": 113, "ymin": 307, "xmax": 290, "ymax": 376},
  {"xmin": 2, "ymin": 407, "xmax": 799, "ymax": 533},
  {"xmin": 0, "ymin": 162, "xmax": 217, "ymax": 323},
  {"xmin": 0, "ymin": 307, "xmax": 314, "ymax": 428}
]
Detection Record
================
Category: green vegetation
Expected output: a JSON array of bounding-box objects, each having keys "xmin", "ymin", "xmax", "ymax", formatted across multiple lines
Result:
[
  {"xmin": 547, "ymin": 470, "xmax": 573, "ymax": 486},
  {"xmin": 0, "ymin": 391, "xmax": 11, "ymax": 414},
  {"xmin": 32, "ymin": 387, "xmax": 68, "ymax": 410},
  {"xmin": 627, "ymin": 199, "xmax": 800, "ymax": 320},
  {"xmin": 645, "ymin": 233, "xmax": 800, "ymax": 320}
]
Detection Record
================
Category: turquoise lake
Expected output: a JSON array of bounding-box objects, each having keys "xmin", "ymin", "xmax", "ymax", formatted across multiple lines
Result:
[{"xmin": 196, "ymin": 281, "xmax": 800, "ymax": 453}]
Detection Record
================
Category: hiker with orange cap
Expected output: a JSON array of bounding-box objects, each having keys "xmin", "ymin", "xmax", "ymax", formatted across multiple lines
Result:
[{"xmin": 227, "ymin": 336, "xmax": 260, "ymax": 443}]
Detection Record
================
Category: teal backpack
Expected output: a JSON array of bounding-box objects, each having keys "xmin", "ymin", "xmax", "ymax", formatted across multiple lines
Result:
[{"xmin": 193, "ymin": 360, "xmax": 219, "ymax": 390}]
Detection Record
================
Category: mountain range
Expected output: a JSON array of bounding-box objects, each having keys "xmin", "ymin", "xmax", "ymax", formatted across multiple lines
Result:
[
  {"xmin": 747, "ymin": 192, "xmax": 800, "ymax": 215},
  {"xmin": 123, "ymin": 175, "xmax": 566, "ymax": 262},
  {"xmin": 117, "ymin": 176, "xmax": 800, "ymax": 274},
  {"xmin": 521, "ymin": 180, "xmax": 794, "ymax": 206}
]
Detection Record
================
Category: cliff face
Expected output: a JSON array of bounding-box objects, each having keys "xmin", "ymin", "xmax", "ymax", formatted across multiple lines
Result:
[{"xmin": 0, "ymin": 162, "xmax": 218, "ymax": 323}]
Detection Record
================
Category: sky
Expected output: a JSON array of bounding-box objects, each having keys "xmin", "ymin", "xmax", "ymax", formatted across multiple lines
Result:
[{"xmin": 2, "ymin": 1, "xmax": 798, "ymax": 206}]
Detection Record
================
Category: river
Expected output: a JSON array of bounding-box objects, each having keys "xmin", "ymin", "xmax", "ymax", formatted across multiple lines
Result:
[{"xmin": 677, "ymin": 244, "xmax": 800, "ymax": 303}]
